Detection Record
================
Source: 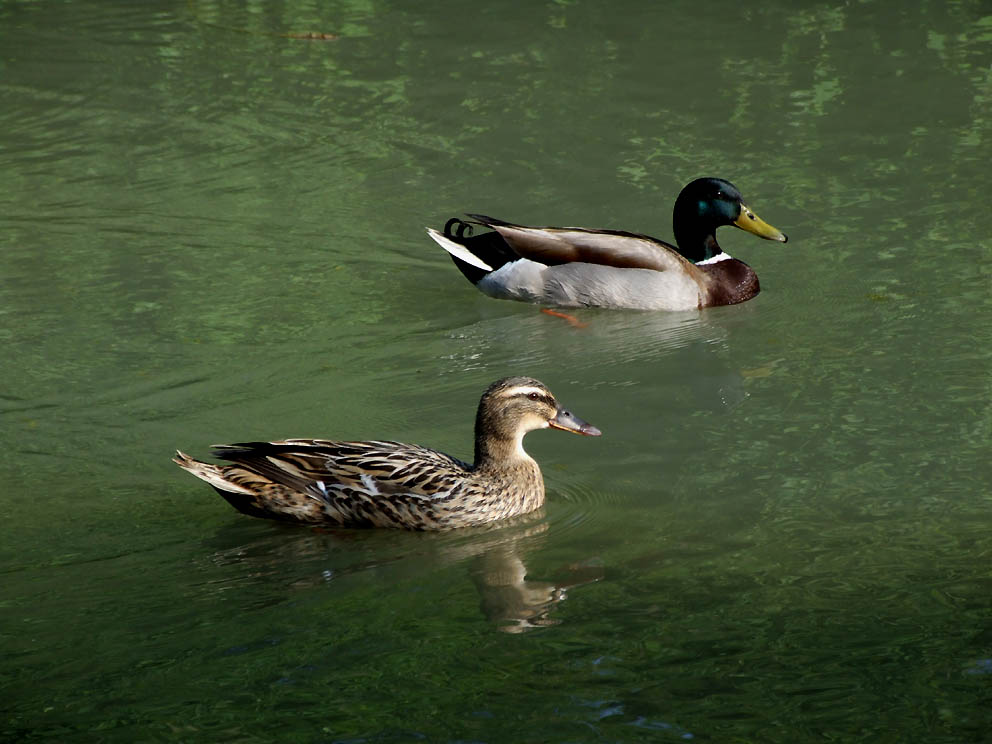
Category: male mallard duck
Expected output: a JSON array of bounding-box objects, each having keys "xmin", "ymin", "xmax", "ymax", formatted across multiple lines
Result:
[
  {"xmin": 426, "ymin": 177, "xmax": 788, "ymax": 311},
  {"xmin": 173, "ymin": 377, "xmax": 601, "ymax": 530}
]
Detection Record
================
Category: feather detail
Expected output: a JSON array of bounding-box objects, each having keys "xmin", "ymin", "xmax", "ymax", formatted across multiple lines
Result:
[
  {"xmin": 174, "ymin": 377, "xmax": 600, "ymax": 530},
  {"xmin": 426, "ymin": 227, "xmax": 493, "ymax": 271}
]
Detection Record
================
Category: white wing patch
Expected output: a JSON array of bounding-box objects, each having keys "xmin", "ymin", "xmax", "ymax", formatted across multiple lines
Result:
[
  {"xmin": 360, "ymin": 473, "xmax": 380, "ymax": 495},
  {"xmin": 308, "ymin": 480, "xmax": 331, "ymax": 504}
]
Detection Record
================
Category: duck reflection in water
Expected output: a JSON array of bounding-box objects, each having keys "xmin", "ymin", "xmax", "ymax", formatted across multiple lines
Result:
[
  {"xmin": 181, "ymin": 375, "xmax": 604, "ymax": 630},
  {"xmin": 469, "ymin": 537, "xmax": 604, "ymax": 633},
  {"xmin": 201, "ymin": 513, "xmax": 603, "ymax": 633}
]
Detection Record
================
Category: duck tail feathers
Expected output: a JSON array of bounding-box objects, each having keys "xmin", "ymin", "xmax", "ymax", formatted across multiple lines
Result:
[
  {"xmin": 426, "ymin": 227, "xmax": 494, "ymax": 272},
  {"xmin": 173, "ymin": 450, "xmax": 255, "ymax": 495},
  {"xmin": 464, "ymin": 213, "xmax": 511, "ymax": 227}
]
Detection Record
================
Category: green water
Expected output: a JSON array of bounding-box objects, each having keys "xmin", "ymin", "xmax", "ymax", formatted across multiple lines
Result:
[{"xmin": 2, "ymin": 0, "xmax": 991, "ymax": 741}]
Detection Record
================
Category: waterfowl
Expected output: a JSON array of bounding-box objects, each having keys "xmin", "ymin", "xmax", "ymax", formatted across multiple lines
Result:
[
  {"xmin": 173, "ymin": 377, "xmax": 601, "ymax": 530},
  {"xmin": 426, "ymin": 177, "xmax": 788, "ymax": 311}
]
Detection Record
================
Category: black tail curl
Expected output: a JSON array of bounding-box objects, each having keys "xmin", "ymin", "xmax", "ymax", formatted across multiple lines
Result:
[
  {"xmin": 437, "ymin": 214, "xmax": 522, "ymax": 284},
  {"xmin": 444, "ymin": 217, "xmax": 475, "ymax": 239}
]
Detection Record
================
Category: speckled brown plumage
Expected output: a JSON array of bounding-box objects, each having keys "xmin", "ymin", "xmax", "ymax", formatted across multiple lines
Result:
[{"xmin": 173, "ymin": 377, "xmax": 601, "ymax": 530}]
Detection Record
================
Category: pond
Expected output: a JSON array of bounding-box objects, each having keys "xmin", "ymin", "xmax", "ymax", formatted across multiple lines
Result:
[{"xmin": 2, "ymin": 0, "xmax": 991, "ymax": 741}]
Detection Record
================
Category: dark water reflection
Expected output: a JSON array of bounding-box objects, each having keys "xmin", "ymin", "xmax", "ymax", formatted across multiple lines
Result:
[{"xmin": 198, "ymin": 514, "xmax": 605, "ymax": 633}]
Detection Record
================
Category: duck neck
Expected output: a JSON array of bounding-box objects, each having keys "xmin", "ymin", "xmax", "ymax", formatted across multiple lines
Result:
[
  {"xmin": 474, "ymin": 431, "xmax": 533, "ymax": 473},
  {"xmin": 673, "ymin": 223, "xmax": 722, "ymax": 263},
  {"xmin": 672, "ymin": 192, "xmax": 725, "ymax": 262}
]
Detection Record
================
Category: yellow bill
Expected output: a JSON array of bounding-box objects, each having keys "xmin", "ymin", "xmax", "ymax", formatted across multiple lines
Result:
[{"xmin": 734, "ymin": 205, "xmax": 788, "ymax": 243}]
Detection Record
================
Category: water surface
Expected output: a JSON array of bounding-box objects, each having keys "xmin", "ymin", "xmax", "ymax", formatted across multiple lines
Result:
[{"xmin": 2, "ymin": 0, "xmax": 991, "ymax": 741}]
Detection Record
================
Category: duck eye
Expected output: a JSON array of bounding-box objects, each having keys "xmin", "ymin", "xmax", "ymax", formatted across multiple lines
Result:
[
  {"xmin": 715, "ymin": 190, "xmax": 725, "ymax": 199},
  {"xmin": 527, "ymin": 392, "xmax": 540, "ymax": 401}
]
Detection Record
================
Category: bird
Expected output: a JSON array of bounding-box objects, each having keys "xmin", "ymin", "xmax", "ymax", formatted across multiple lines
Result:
[
  {"xmin": 426, "ymin": 177, "xmax": 788, "ymax": 311},
  {"xmin": 173, "ymin": 377, "xmax": 601, "ymax": 530}
]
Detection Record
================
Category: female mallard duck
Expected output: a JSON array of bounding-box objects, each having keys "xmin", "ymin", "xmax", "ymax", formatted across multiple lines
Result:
[
  {"xmin": 426, "ymin": 177, "xmax": 788, "ymax": 311},
  {"xmin": 173, "ymin": 377, "xmax": 600, "ymax": 530}
]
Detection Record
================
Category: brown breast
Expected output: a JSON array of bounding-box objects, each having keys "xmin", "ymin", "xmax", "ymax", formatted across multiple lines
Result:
[{"xmin": 698, "ymin": 258, "xmax": 760, "ymax": 307}]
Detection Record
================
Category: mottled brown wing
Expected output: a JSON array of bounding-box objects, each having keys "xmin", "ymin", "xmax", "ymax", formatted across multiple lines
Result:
[{"xmin": 212, "ymin": 439, "xmax": 472, "ymax": 497}]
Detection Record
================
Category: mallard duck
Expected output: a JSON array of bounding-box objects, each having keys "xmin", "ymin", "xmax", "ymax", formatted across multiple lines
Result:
[
  {"xmin": 173, "ymin": 377, "xmax": 601, "ymax": 530},
  {"xmin": 426, "ymin": 177, "xmax": 788, "ymax": 311}
]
